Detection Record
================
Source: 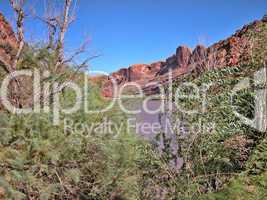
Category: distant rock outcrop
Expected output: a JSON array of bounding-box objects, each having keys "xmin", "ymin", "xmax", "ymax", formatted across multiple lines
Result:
[
  {"xmin": 101, "ymin": 18, "xmax": 264, "ymax": 97},
  {"xmin": 158, "ymin": 46, "xmax": 192, "ymax": 75}
]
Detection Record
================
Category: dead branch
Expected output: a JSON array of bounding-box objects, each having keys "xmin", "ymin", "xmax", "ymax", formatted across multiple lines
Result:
[
  {"xmin": 30, "ymin": 0, "xmax": 59, "ymax": 50},
  {"xmin": 9, "ymin": 0, "xmax": 25, "ymax": 71},
  {"xmin": 32, "ymin": 13, "xmax": 58, "ymax": 49},
  {"xmin": 54, "ymin": 0, "xmax": 73, "ymax": 73},
  {"xmin": 62, "ymin": 37, "xmax": 91, "ymax": 65},
  {"xmin": 4, "ymin": 0, "xmax": 26, "ymax": 108},
  {"xmin": 3, "ymin": 0, "xmax": 95, "ymax": 109}
]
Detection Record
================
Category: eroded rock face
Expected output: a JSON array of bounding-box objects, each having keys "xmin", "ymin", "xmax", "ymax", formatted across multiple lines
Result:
[
  {"xmin": 176, "ymin": 46, "xmax": 192, "ymax": 68},
  {"xmin": 128, "ymin": 63, "xmax": 162, "ymax": 82},
  {"xmin": 158, "ymin": 46, "xmax": 192, "ymax": 75},
  {"xmin": 190, "ymin": 45, "xmax": 206, "ymax": 64},
  {"xmin": 0, "ymin": 13, "xmax": 18, "ymax": 66},
  {"xmin": 101, "ymin": 62, "xmax": 164, "ymax": 97}
]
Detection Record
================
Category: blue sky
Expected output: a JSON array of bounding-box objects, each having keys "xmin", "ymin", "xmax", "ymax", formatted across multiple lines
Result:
[{"xmin": 1, "ymin": 0, "xmax": 267, "ymax": 73}]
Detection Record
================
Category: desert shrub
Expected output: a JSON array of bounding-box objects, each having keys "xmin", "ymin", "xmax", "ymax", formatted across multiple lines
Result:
[
  {"xmin": 0, "ymin": 93, "xmax": 155, "ymax": 199},
  {"xmin": 0, "ymin": 45, "xmax": 157, "ymax": 200}
]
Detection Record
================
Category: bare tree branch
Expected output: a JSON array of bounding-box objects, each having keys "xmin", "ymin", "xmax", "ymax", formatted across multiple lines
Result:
[
  {"xmin": 31, "ymin": 11, "xmax": 57, "ymax": 49},
  {"xmin": 62, "ymin": 37, "xmax": 91, "ymax": 65},
  {"xmin": 4, "ymin": 0, "xmax": 27, "ymax": 108},
  {"xmin": 54, "ymin": 0, "xmax": 72, "ymax": 73},
  {"xmin": 9, "ymin": 0, "xmax": 25, "ymax": 71}
]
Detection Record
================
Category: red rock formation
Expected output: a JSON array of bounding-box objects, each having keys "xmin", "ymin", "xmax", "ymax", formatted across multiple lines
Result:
[
  {"xmin": 176, "ymin": 46, "xmax": 192, "ymax": 68},
  {"xmin": 102, "ymin": 18, "xmax": 265, "ymax": 97},
  {"xmin": 0, "ymin": 12, "xmax": 264, "ymax": 98},
  {"xmin": 101, "ymin": 62, "xmax": 164, "ymax": 97},
  {"xmin": 158, "ymin": 46, "xmax": 192, "ymax": 75},
  {"xmin": 190, "ymin": 45, "xmax": 207, "ymax": 65},
  {"xmin": 0, "ymin": 13, "xmax": 18, "ymax": 66},
  {"xmin": 0, "ymin": 13, "xmax": 19, "ymax": 110}
]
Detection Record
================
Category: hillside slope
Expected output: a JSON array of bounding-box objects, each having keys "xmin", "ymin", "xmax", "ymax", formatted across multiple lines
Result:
[{"xmin": 139, "ymin": 16, "xmax": 267, "ymax": 199}]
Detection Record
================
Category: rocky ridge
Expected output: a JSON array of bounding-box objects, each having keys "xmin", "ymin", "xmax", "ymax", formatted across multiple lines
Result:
[
  {"xmin": 0, "ymin": 12, "xmax": 264, "ymax": 98},
  {"xmin": 102, "ymin": 18, "xmax": 264, "ymax": 97}
]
